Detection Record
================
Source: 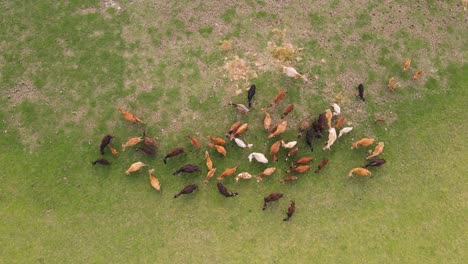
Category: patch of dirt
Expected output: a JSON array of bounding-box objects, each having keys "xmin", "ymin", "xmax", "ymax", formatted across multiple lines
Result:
[{"xmin": 4, "ymin": 80, "xmax": 41, "ymax": 108}]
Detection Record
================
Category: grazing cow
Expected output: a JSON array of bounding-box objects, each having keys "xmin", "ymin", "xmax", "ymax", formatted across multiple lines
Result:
[
  {"xmin": 317, "ymin": 113, "xmax": 326, "ymax": 130},
  {"xmin": 173, "ymin": 164, "xmax": 201, "ymax": 175},
  {"xmin": 247, "ymin": 84, "xmax": 256, "ymax": 108},
  {"xmin": 148, "ymin": 169, "xmax": 161, "ymax": 191},
  {"xmin": 204, "ymin": 168, "xmax": 217, "ymax": 184},
  {"xmin": 100, "ymin": 135, "xmax": 113, "ymax": 155},
  {"xmin": 283, "ymin": 200, "xmax": 296, "ymax": 221},
  {"xmin": 187, "ymin": 134, "xmax": 201, "ymax": 149},
  {"xmin": 366, "ymin": 142, "xmax": 385, "ymax": 160},
  {"xmin": 230, "ymin": 123, "xmax": 248, "ymax": 140},
  {"xmin": 281, "ymin": 104, "xmax": 294, "ymax": 119},
  {"xmin": 281, "ymin": 140, "xmax": 297, "ymax": 149},
  {"xmin": 174, "ymin": 184, "xmax": 198, "ymax": 198},
  {"xmin": 136, "ymin": 145, "xmax": 156, "ymax": 155},
  {"xmin": 118, "ymin": 108, "xmax": 144, "ymax": 124},
  {"xmin": 315, "ymin": 158, "xmax": 329, "ymax": 173},
  {"xmin": 257, "ymin": 167, "xmax": 276, "ymax": 182},
  {"xmin": 334, "ymin": 116, "xmax": 347, "ymax": 129},
  {"xmin": 286, "ymin": 165, "xmax": 310, "ymax": 174},
  {"xmin": 348, "ymin": 167, "xmax": 372, "ymax": 177},
  {"xmin": 217, "ymin": 167, "xmax": 237, "ymax": 181},
  {"xmin": 403, "ymin": 58, "xmax": 411, "ymax": 71},
  {"xmin": 261, "ymin": 108, "xmax": 272, "ymax": 131},
  {"xmin": 92, "ymin": 158, "xmax": 111, "ymax": 166},
  {"xmin": 234, "ymin": 137, "xmax": 253, "ymax": 148},
  {"xmin": 363, "ymin": 159, "xmax": 386, "ymax": 168},
  {"xmin": 290, "ymin": 157, "xmax": 313, "ymax": 168},
  {"xmin": 125, "ymin": 161, "xmax": 146, "ymax": 175},
  {"xmin": 217, "ymin": 182, "xmax": 238, "ymax": 197},
  {"xmin": 108, "ymin": 145, "xmax": 119, "ymax": 155},
  {"xmin": 163, "ymin": 147, "xmax": 185, "ymax": 164},
  {"xmin": 229, "ymin": 103, "xmax": 250, "ymax": 114},
  {"xmin": 235, "ymin": 172, "xmax": 253, "ymax": 182},
  {"xmin": 248, "ymin": 152, "xmax": 269, "ymax": 164},
  {"xmin": 283, "ymin": 66, "xmax": 308, "ymax": 82},
  {"xmin": 325, "ymin": 109, "xmax": 333, "ymax": 129},
  {"xmin": 207, "ymin": 135, "xmax": 226, "ymax": 146},
  {"xmin": 268, "ymin": 121, "xmax": 287, "ymax": 138},
  {"xmin": 323, "ymin": 128, "xmax": 337, "ymax": 151},
  {"xmin": 227, "ymin": 121, "xmax": 242, "ymax": 137},
  {"xmin": 351, "ymin": 138, "xmax": 375, "ymax": 149},
  {"xmin": 262, "ymin": 193, "xmax": 284, "ymax": 210},
  {"xmin": 122, "ymin": 137, "xmax": 143, "ymax": 151},
  {"xmin": 208, "ymin": 143, "xmax": 227, "ymax": 156},
  {"xmin": 338, "ymin": 127, "xmax": 353, "ymax": 138},
  {"xmin": 205, "ymin": 151, "xmax": 213, "ymax": 170},
  {"xmin": 280, "ymin": 176, "xmax": 298, "ymax": 184},
  {"xmin": 358, "ymin": 84, "xmax": 365, "ymax": 101},
  {"xmin": 285, "ymin": 147, "xmax": 299, "ymax": 161},
  {"xmin": 330, "ymin": 103, "xmax": 341, "ymax": 116},
  {"xmin": 297, "ymin": 118, "xmax": 312, "ymax": 138},
  {"xmin": 269, "ymin": 90, "xmax": 287, "ymax": 107},
  {"xmin": 143, "ymin": 130, "xmax": 158, "ymax": 148},
  {"xmin": 305, "ymin": 128, "xmax": 314, "ymax": 152},
  {"xmin": 270, "ymin": 140, "xmax": 281, "ymax": 161},
  {"xmin": 413, "ymin": 69, "xmax": 423, "ymax": 80},
  {"xmin": 388, "ymin": 77, "xmax": 399, "ymax": 92}
]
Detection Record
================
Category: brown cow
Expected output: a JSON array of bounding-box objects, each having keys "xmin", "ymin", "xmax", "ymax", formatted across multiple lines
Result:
[
  {"xmin": 269, "ymin": 90, "xmax": 287, "ymax": 107},
  {"xmin": 261, "ymin": 108, "xmax": 272, "ymax": 131},
  {"xmin": 227, "ymin": 122, "xmax": 242, "ymax": 137},
  {"xmin": 125, "ymin": 161, "xmax": 146, "ymax": 175},
  {"xmin": 149, "ymin": 169, "xmax": 161, "ymax": 191},
  {"xmin": 366, "ymin": 142, "xmax": 384, "ymax": 160},
  {"xmin": 207, "ymin": 135, "xmax": 226, "ymax": 146},
  {"xmin": 205, "ymin": 151, "xmax": 213, "ymax": 170},
  {"xmin": 122, "ymin": 137, "xmax": 143, "ymax": 151},
  {"xmin": 270, "ymin": 140, "xmax": 281, "ymax": 161},
  {"xmin": 351, "ymin": 138, "xmax": 375, "ymax": 149},
  {"xmin": 285, "ymin": 147, "xmax": 299, "ymax": 161},
  {"xmin": 286, "ymin": 165, "xmax": 310, "ymax": 174},
  {"xmin": 348, "ymin": 167, "xmax": 372, "ymax": 177},
  {"xmin": 187, "ymin": 134, "xmax": 201, "ymax": 149},
  {"xmin": 325, "ymin": 109, "xmax": 333, "ymax": 129},
  {"xmin": 290, "ymin": 157, "xmax": 313, "ymax": 168},
  {"xmin": 281, "ymin": 104, "xmax": 294, "ymax": 119},
  {"xmin": 257, "ymin": 167, "xmax": 276, "ymax": 182},
  {"xmin": 280, "ymin": 176, "xmax": 298, "ymax": 184},
  {"xmin": 297, "ymin": 118, "xmax": 312, "ymax": 138},
  {"xmin": 118, "ymin": 108, "xmax": 144, "ymax": 124},
  {"xmin": 268, "ymin": 121, "xmax": 287, "ymax": 138},
  {"xmin": 230, "ymin": 123, "xmax": 248, "ymax": 140},
  {"xmin": 334, "ymin": 116, "xmax": 347, "ymax": 129},
  {"xmin": 143, "ymin": 130, "xmax": 158, "ymax": 148},
  {"xmin": 217, "ymin": 167, "xmax": 237, "ymax": 181},
  {"xmin": 208, "ymin": 143, "xmax": 227, "ymax": 156},
  {"xmin": 204, "ymin": 168, "xmax": 217, "ymax": 184}
]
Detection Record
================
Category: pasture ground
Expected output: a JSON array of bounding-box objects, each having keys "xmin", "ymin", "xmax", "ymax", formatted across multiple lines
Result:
[{"xmin": 0, "ymin": 0, "xmax": 467, "ymax": 263}]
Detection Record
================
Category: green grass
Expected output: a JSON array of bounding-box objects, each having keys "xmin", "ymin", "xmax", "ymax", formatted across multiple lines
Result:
[{"xmin": 0, "ymin": 0, "xmax": 466, "ymax": 263}]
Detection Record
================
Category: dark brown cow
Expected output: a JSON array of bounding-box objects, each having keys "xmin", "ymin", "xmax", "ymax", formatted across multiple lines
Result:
[
  {"xmin": 315, "ymin": 158, "xmax": 329, "ymax": 173},
  {"xmin": 136, "ymin": 145, "xmax": 156, "ymax": 155},
  {"xmin": 283, "ymin": 200, "xmax": 296, "ymax": 221},
  {"xmin": 92, "ymin": 158, "xmax": 111, "ymax": 166},
  {"xmin": 358, "ymin": 84, "xmax": 365, "ymax": 101},
  {"xmin": 247, "ymin": 84, "xmax": 256, "ymax": 108},
  {"xmin": 174, "ymin": 184, "xmax": 198, "ymax": 198},
  {"xmin": 217, "ymin": 182, "xmax": 238, "ymax": 197},
  {"xmin": 363, "ymin": 159, "xmax": 386, "ymax": 168},
  {"xmin": 163, "ymin": 147, "xmax": 185, "ymax": 164},
  {"xmin": 262, "ymin": 193, "xmax": 283, "ymax": 210},
  {"xmin": 173, "ymin": 164, "xmax": 201, "ymax": 175},
  {"xmin": 99, "ymin": 135, "xmax": 113, "ymax": 155}
]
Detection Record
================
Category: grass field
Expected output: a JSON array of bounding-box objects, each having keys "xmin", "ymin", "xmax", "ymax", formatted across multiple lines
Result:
[{"xmin": 1, "ymin": 0, "xmax": 467, "ymax": 263}]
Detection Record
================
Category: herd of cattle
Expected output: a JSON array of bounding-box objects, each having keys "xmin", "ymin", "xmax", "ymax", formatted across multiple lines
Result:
[{"xmin": 90, "ymin": 61, "xmax": 422, "ymax": 221}]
